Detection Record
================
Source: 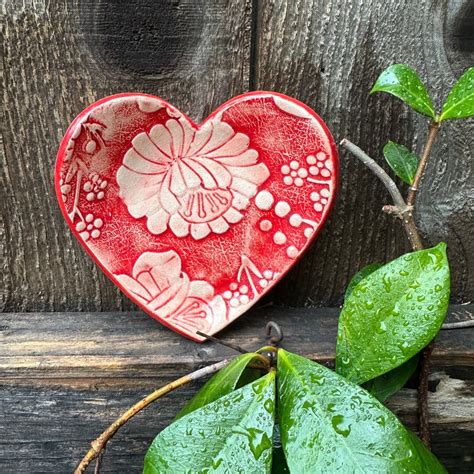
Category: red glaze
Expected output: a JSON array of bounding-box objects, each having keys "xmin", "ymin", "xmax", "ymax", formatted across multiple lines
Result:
[{"xmin": 55, "ymin": 92, "xmax": 338, "ymax": 341}]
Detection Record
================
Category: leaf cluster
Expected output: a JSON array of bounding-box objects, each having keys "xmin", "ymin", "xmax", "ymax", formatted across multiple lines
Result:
[
  {"xmin": 142, "ymin": 63, "xmax": 465, "ymax": 473},
  {"xmin": 144, "ymin": 244, "xmax": 450, "ymax": 473},
  {"xmin": 371, "ymin": 65, "xmax": 473, "ymax": 184}
]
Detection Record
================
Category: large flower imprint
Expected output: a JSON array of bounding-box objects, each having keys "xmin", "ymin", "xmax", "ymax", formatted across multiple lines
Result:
[
  {"xmin": 117, "ymin": 116, "xmax": 270, "ymax": 240},
  {"xmin": 115, "ymin": 250, "xmax": 226, "ymax": 335}
]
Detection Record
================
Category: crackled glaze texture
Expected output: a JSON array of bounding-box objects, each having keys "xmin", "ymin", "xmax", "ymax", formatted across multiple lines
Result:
[{"xmin": 55, "ymin": 92, "xmax": 338, "ymax": 340}]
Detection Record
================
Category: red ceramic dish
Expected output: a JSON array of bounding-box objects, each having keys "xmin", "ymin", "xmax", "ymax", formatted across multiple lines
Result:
[{"xmin": 55, "ymin": 91, "xmax": 338, "ymax": 341}]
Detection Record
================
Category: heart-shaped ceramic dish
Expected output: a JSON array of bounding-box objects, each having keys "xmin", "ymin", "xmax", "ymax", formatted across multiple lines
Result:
[{"xmin": 55, "ymin": 91, "xmax": 338, "ymax": 341}]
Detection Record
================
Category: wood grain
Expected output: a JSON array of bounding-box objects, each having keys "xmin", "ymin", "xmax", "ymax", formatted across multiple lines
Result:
[
  {"xmin": 1, "ymin": 305, "xmax": 473, "ymax": 378},
  {"xmin": 1, "ymin": 0, "xmax": 253, "ymax": 312},
  {"xmin": 1, "ymin": 306, "xmax": 473, "ymax": 472},
  {"xmin": 254, "ymin": 0, "xmax": 474, "ymax": 307},
  {"xmin": 2, "ymin": 0, "xmax": 473, "ymax": 312}
]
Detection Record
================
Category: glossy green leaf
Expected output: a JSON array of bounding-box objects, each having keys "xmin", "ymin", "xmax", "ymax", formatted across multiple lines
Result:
[
  {"xmin": 144, "ymin": 372, "xmax": 275, "ymax": 473},
  {"xmin": 345, "ymin": 263, "xmax": 383, "ymax": 299},
  {"xmin": 175, "ymin": 352, "xmax": 259, "ymax": 419},
  {"xmin": 277, "ymin": 350, "xmax": 446, "ymax": 473},
  {"xmin": 371, "ymin": 64, "xmax": 435, "ymax": 118},
  {"xmin": 346, "ymin": 263, "xmax": 419, "ymax": 400},
  {"xmin": 408, "ymin": 430, "xmax": 447, "ymax": 471},
  {"xmin": 383, "ymin": 141, "xmax": 419, "ymax": 185},
  {"xmin": 440, "ymin": 67, "xmax": 474, "ymax": 120},
  {"xmin": 363, "ymin": 354, "xmax": 419, "ymax": 402},
  {"xmin": 336, "ymin": 243, "xmax": 450, "ymax": 384}
]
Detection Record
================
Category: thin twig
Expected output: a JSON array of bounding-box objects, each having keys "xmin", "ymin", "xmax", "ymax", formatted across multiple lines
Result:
[
  {"xmin": 196, "ymin": 331, "xmax": 247, "ymax": 354},
  {"xmin": 94, "ymin": 447, "xmax": 105, "ymax": 474},
  {"xmin": 441, "ymin": 319, "xmax": 474, "ymax": 329},
  {"xmin": 340, "ymin": 139, "xmax": 424, "ymax": 250},
  {"xmin": 340, "ymin": 139, "xmax": 406, "ymax": 208},
  {"xmin": 75, "ymin": 358, "xmax": 231, "ymax": 473}
]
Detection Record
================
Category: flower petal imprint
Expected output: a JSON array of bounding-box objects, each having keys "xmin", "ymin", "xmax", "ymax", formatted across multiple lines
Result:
[{"xmin": 117, "ymin": 116, "xmax": 270, "ymax": 240}]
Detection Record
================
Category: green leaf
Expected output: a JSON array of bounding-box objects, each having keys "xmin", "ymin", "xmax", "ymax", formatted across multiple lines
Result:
[
  {"xmin": 408, "ymin": 430, "xmax": 447, "ymax": 472},
  {"xmin": 347, "ymin": 263, "xmax": 419, "ymax": 401},
  {"xmin": 383, "ymin": 141, "xmax": 419, "ymax": 185},
  {"xmin": 370, "ymin": 64, "xmax": 435, "ymax": 118},
  {"xmin": 336, "ymin": 243, "xmax": 450, "ymax": 384},
  {"xmin": 440, "ymin": 67, "xmax": 474, "ymax": 121},
  {"xmin": 363, "ymin": 354, "xmax": 419, "ymax": 402},
  {"xmin": 277, "ymin": 350, "xmax": 446, "ymax": 473},
  {"xmin": 175, "ymin": 352, "xmax": 260, "ymax": 420},
  {"xmin": 346, "ymin": 263, "xmax": 383, "ymax": 299},
  {"xmin": 144, "ymin": 372, "xmax": 275, "ymax": 473}
]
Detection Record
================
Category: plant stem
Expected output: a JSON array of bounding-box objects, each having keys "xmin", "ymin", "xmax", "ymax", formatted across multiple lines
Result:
[
  {"xmin": 74, "ymin": 358, "xmax": 231, "ymax": 473},
  {"xmin": 408, "ymin": 121, "xmax": 441, "ymax": 448},
  {"xmin": 418, "ymin": 343, "xmax": 434, "ymax": 446},
  {"xmin": 407, "ymin": 122, "xmax": 441, "ymax": 206}
]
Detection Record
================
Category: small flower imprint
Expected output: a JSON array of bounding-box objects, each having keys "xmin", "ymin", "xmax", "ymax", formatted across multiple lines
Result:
[
  {"xmin": 59, "ymin": 173, "xmax": 72, "ymax": 203},
  {"xmin": 83, "ymin": 173, "xmax": 108, "ymax": 202},
  {"xmin": 223, "ymin": 255, "xmax": 279, "ymax": 306},
  {"xmin": 223, "ymin": 283, "xmax": 251, "ymax": 308},
  {"xmin": 76, "ymin": 213, "xmax": 103, "ymax": 241},
  {"xmin": 310, "ymin": 188, "xmax": 331, "ymax": 213},
  {"xmin": 281, "ymin": 160, "xmax": 308, "ymax": 187},
  {"xmin": 117, "ymin": 116, "xmax": 270, "ymax": 240},
  {"xmin": 115, "ymin": 250, "xmax": 227, "ymax": 335},
  {"xmin": 305, "ymin": 152, "xmax": 333, "ymax": 179},
  {"xmin": 281, "ymin": 152, "xmax": 332, "ymax": 187}
]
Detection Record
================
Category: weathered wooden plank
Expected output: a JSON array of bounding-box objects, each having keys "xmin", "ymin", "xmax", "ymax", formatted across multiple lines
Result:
[
  {"xmin": 1, "ymin": 305, "xmax": 473, "ymax": 378},
  {"xmin": 0, "ymin": 307, "xmax": 473, "ymax": 472},
  {"xmin": 253, "ymin": 0, "xmax": 474, "ymax": 307},
  {"xmin": 0, "ymin": 375, "xmax": 472, "ymax": 473},
  {"xmin": 1, "ymin": 0, "xmax": 253, "ymax": 312}
]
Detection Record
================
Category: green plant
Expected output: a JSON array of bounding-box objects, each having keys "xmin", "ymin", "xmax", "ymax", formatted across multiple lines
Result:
[
  {"xmin": 341, "ymin": 64, "xmax": 474, "ymax": 445},
  {"xmin": 75, "ymin": 65, "xmax": 473, "ymax": 473}
]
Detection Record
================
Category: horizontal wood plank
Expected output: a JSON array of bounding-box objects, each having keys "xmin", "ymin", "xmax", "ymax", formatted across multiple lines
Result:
[
  {"xmin": 0, "ymin": 306, "xmax": 473, "ymax": 472},
  {"xmin": 1, "ymin": 305, "xmax": 473, "ymax": 377}
]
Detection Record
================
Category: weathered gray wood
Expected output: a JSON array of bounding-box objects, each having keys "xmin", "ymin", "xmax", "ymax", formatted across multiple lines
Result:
[
  {"xmin": 0, "ymin": 306, "xmax": 473, "ymax": 472},
  {"xmin": 254, "ymin": 0, "xmax": 474, "ymax": 307},
  {"xmin": 1, "ymin": 0, "xmax": 473, "ymax": 312},
  {"xmin": 1, "ymin": 305, "xmax": 473, "ymax": 378},
  {"xmin": 1, "ymin": 0, "xmax": 252, "ymax": 312}
]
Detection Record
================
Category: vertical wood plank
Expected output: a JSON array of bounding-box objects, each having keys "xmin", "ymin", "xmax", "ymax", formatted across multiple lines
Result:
[
  {"xmin": 254, "ymin": 0, "xmax": 474, "ymax": 306},
  {"xmin": 1, "ymin": 0, "xmax": 253, "ymax": 311}
]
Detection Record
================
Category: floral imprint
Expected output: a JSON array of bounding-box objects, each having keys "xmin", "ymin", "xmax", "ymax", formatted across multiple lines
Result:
[
  {"xmin": 117, "ymin": 116, "xmax": 270, "ymax": 240},
  {"xmin": 114, "ymin": 250, "xmax": 227, "ymax": 336}
]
